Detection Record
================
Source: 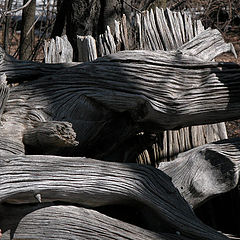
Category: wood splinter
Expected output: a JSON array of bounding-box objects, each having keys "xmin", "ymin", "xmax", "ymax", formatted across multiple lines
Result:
[{"xmin": 34, "ymin": 193, "xmax": 42, "ymax": 203}]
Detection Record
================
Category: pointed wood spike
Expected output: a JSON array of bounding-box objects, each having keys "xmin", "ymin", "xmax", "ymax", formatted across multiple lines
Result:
[{"xmin": 35, "ymin": 193, "xmax": 42, "ymax": 203}]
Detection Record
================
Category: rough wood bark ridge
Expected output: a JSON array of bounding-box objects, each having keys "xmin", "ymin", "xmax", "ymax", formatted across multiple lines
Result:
[{"xmin": 0, "ymin": 155, "xmax": 231, "ymax": 240}]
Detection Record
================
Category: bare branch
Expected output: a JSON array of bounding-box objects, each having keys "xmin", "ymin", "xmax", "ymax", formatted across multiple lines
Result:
[{"xmin": 1, "ymin": 0, "xmax": 33, "ymax": 16}]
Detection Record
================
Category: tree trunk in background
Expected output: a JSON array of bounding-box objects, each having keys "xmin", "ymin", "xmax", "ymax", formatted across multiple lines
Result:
[
  {"xmin": 19, "ymin": 0, "xmax": 36, "ymax": 60},
  {"xmin": 3, "ymin": 0, "xmax": 14, "ymax": 53},
  {"xmin": 52, "ymin": 0, "xmax": 155, "ymax": 60}
]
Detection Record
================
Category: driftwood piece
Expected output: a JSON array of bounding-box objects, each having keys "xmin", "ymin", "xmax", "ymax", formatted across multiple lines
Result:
[
  {"xmin": 5, "ymin": 50, "xmax": 240, "ymax": 130},
  {"xmin": 44, "ymin": 35, "xmax": 73, "ymax": 63},
  {"xmin": 158, "ymin": 138, "xmax": 240, "ymax": 208},
  {"xmin": 0, "ymin": 204, "xmax": 192, "ymax": 240},
  {"xmin": 23, "ymin": 121, "xmax": 78, "ymax": 154},
  {"xmin": 1, "ymin": 48, "xmax": 240, "ymax": 158},
  {"xmin": 0, "ymin": 156, "xmax": 229, "ymax": 240}
]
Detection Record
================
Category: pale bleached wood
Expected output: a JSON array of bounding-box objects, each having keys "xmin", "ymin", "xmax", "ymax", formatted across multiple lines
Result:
[
  {"xmin": 0, "ymin": 156, "xmax": 229, "ymax": 240},
  {"xmin": 77, "ymin": 35, "xmax": 98, "ymax": 62},
  {"xmin": 158, "ymin": 138, "xmax": 240, "ymax": 208},
  {"xmin": 120, "ymin": 14, "xmax": 129, "ymax": 50},
  {"xmin": 4, "ymin": 50, "xmax": 240, "ymax": 131},
  {"xmin": 149, "ymin": 9, "xmax": 164, "ymax": 50},
  {"xmin": 165, "ymin": 8, "xmax": 179, "ymax": 48},
  {"xmin": 44, "ymin": 35, "xmax": 73, "ymax": 63},
  {"xmin": 183, "ymin": 12, "xmax": 194, "ymax": 42},
  {"xmin": 155, "ymin": 7, "xmax": 175, "ymax": 50},
  {"xmin": 131, "ymin": 17, "xmax": 231, "ymax": 163},
  {"xmin": 0, "ymin": 204, "xmax": 191, "ymax": 240},
  {"xmin": 105, "ymin": 26, "xmax": 117, "ymax": 54},
  {"xmin": 179, "ymin": 28, "xmax": 237, "ymax": 61},
  {"xmin": 136, "ymin": 13, "xmax": 143, "ymax": 49}
]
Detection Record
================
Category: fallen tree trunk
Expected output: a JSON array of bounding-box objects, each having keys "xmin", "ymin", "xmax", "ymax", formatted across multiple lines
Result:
[
  {"xmin": 158, "ymin": 138, "xmax": 240, "ymax": 208},
  {"xmin": 3, "ymin": 49, "xmax": 240, "ymax": 130},
  {"xmin": 0, "ymin": 204, "xmax": 192, "ymax": 240},
  {"xmin": 0, "ymin": 155, "xmax": 229, "ymax": 240},
  {"xmin": 1, "ymin": 47, "xmax": 240, "ymax": 158}
]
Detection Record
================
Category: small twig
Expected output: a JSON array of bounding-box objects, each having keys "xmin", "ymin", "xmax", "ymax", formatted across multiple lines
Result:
[
  {"xmin": 122, "ymin": 0, "xmax": 142, "ymax": 13},
  {"xmin": 1, "ymin": 0, "xmax": 33, "ymax": 16},
  {"xmin": 170, "ymin": 0, "xmax": 186, "ymax": 11}
]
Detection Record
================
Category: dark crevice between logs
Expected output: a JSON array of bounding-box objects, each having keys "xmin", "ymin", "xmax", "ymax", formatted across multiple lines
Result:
[
  {"xmin": 94, "ymin": 203, "xmax": 176, "ymax": 234},
  {"xmin": 195, "ymin": 186, "xmax": 240, "ymax": 236}
]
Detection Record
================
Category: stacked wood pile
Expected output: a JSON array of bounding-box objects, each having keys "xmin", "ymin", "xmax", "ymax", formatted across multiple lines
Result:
[{"xmin": 0, "ymin": 7, "xmax": 240, "ymax": 240}]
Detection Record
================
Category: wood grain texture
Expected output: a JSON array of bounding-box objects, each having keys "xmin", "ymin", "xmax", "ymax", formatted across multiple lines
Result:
[
  {"xmin": 4, "ymin": 50, "xmax": 240, "ymax": 130},
  {"xmin": 0, "ymin": 204, "xmax": 191, "ymax": 240},
  {"xmin": 45, "ymin": 8, "xmax": 231, "ymax": 163},
  {"xmin": 23, "ymin": 121, "xmax": 78, "ymax": 154},
  {"xmin": 44, "ymin": 35, "xmax": 73, "ymax": 63},
  {"xmin": 77, "ymin": 35, "xmax": 98, "ymax": 62},
  {"xmin": 158, "ymin": 138, "xmax": 240, "ymax": 208},
  {"xmin": 179, "ymin": 28, "xmax": 237, "ymax": 61},
  {"xmin": 0, "ymin": 48, "xmax": 77, "ymax": 83},
  {"xmin": 1, "ymin": 47, "xmax": 240, "ymax": 158},
  {"xmin": 0, "ymin": 156, "xmax": 228, "ymax": 240}
]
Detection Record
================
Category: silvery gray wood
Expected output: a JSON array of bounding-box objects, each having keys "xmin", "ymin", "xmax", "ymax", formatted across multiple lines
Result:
[
  {"xmin": 44, "ymin": 35, "xmax": 73, "ymax": 63},
  {"xmin": 1, "ymin": 48, "xmax": 240, "ymax": 160},
  {"xmin": 0, "ymin": 205, "xmax": 189, "ymax": 240},
  {"xmin": 158, "ymin": 138, "xmax": 240, "ymax": 208},
  {"xmin": 0, "ymin": 156, "xmax": 229, "ymax": 240},
  {"xmin": 179, "ymin": 28, "xmax": 237, "ymax": 61},
  {"xmin": 94, "ymin": 8, "xmax": 229, "ymax": 163},
  {"xmin": 40, "ymin": 10, "xmax": 230, "ymax": 163}
]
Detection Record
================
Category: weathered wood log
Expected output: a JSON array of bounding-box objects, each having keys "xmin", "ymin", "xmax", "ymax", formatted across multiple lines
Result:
[
  {"xmin": 98, "ymin": 26, "xmax": 117, "ymax": 57},
  {"xmin": 4, "ymin": 50, "xmax": 240, "ymax": 130},
  {"xmin": 158, "ymin": 138, "xmax": 240, "ymax": 208},
  {"xmin": 0, "ymin": 204, "xmax": 192, "ymax": 240},
  {"xmin": 0, "ymin": 156, "xmax": 229, "ymax": 239},
  {"xmin": 0, "ymin": 48, "xmax": 77, "ymax": 83},
  {"xmin": 23, "ymin": 121, "xmax": 78, "ymax": 154},
  {"xmin": 1, "ymin": 48, "xmax": 240, "ymax": 158},
  {"xmin": 42, "ymin": 26, "xmax": 233, "ymax": 162}
]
